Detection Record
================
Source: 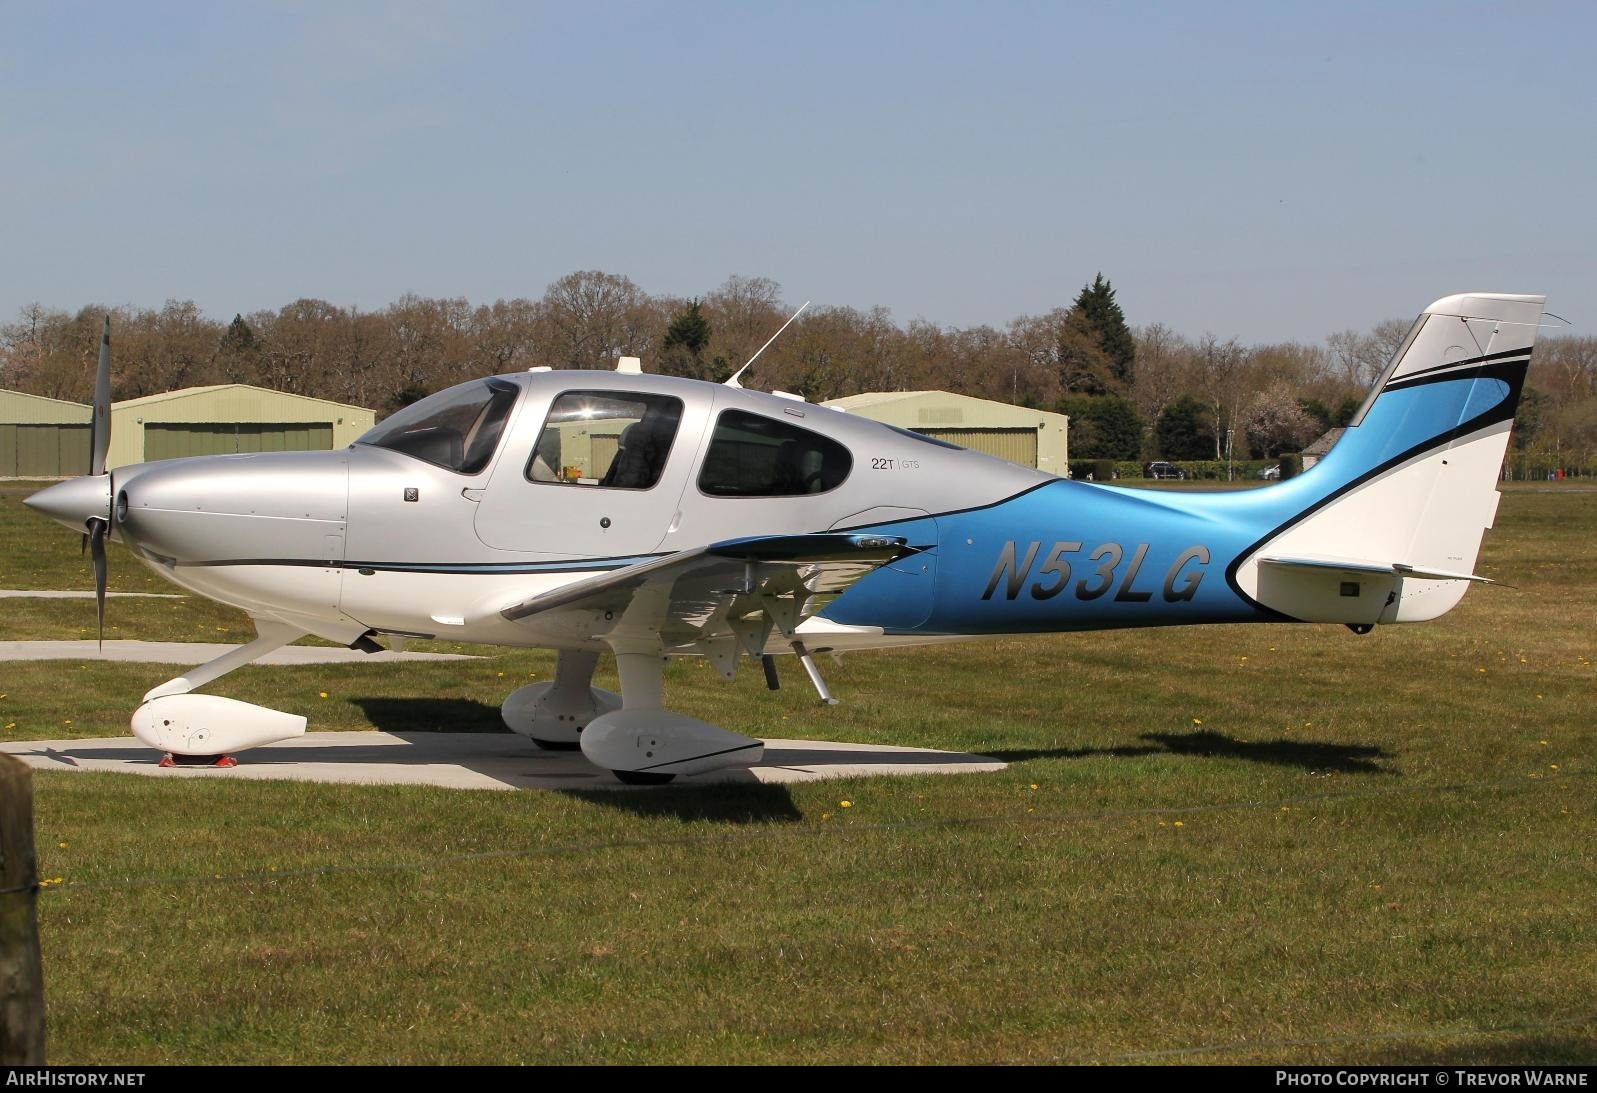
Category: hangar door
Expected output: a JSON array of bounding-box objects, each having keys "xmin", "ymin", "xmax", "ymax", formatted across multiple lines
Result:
[
  {"xmin": 144, "ymin": 422, "xmax": 335, "ymax": 462},
  {"xmin": 0, "ymin": 424, "xmax": 90, "ymax": 477},
  {"xmin": 916, "ymin": 427, "xmax": 1038, "ymax": 468}
]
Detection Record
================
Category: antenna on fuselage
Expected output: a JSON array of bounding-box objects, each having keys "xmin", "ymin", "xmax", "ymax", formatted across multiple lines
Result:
[{"xmin": 724, "ymin": 300, "xmax": 810, "ymax": 389}]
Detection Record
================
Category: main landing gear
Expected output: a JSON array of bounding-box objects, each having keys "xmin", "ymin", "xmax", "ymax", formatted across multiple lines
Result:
[{"xmin": 500, "ymin": 646, "xmax": 765, "ymax": 785}]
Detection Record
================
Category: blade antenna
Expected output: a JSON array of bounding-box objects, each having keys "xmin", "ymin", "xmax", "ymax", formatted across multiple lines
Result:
[{"xmin": 725, "ymin": 300, "xmax": 810, "ymax": 389}]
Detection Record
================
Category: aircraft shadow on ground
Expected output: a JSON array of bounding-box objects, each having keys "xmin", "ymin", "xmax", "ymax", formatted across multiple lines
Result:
[
  {"xmin": 352, "ymin": 696, "xmax": 510, "ymax": 734},
  {"xmin": 560, "ymin": 781, "xmax": 804, "ymax": 822},
  {"xmin": 987, "ymin": 729, "xmax": 1395, "ymax": 775}
]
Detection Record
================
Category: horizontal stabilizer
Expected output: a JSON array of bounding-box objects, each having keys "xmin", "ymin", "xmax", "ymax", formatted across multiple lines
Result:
[{"xmin": 1258, "ymin": 555, "xmax": 1494, "ymax": 585}]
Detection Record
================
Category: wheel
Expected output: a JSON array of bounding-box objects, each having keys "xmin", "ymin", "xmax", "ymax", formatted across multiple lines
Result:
[
  {"xmin": 612, "ymin": 769, "xmax": 676, "ymax": 786},
  {"xmin": 530, "ymin": 737, "xmax": 582, "ymax": 751}
]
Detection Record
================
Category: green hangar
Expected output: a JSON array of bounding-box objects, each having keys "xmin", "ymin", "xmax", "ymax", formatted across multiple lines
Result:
[
  {"xmin": 1, "ymin": 384, "xmax": 375, "ymax": 475},
  {"xmin": 822, "ymin": 390, "xmax": 1070, "ymax": 476}
]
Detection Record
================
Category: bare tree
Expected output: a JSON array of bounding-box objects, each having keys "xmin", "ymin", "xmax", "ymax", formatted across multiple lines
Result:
[
  {"xmin": 703, "ymin": 274, "xmax": 785, "ymax": 380},
  {"xmin": 1130, "ymin": 322, "xmax": 1195, "ymax": 446},
  {"xmin": 1326, "ymin": 317, "xmax": 1410, "ymax": 391},
  {"xmin": 1192, "ymin": 333, "xmax": 1248, "ymax": 459},
  {"xmin": 542, "ymin": 271, "xmax": 654, "ymax": 370}
]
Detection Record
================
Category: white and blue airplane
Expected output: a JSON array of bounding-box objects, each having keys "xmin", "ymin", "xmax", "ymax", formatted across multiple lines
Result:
[{"xmin": 26, "ymin": 292, "xmax": 1543, "ymax": 782}]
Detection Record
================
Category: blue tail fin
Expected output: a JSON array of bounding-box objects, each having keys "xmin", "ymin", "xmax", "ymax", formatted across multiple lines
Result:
[{"xmin": 1235, "ymin": 292, "xmax": 1543, "ymax": 623}]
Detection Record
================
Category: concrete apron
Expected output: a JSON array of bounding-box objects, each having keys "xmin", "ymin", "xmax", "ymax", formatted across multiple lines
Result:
[{"xmin": 1, "ymin": 731, "xmax": 1007, "ymax": 789}]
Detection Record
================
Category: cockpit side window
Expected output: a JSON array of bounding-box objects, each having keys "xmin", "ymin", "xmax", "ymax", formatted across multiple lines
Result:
[
  {"xmin": 357, "ymin": 378, "xmax": 520, "ymax": 475},
  {"xmin": 526, "ymin": 391, "xmax": 684, "ymax": 490},
  {"xmin": 697, "ymin": 409, "xmax": 852, "ymax": 497}
]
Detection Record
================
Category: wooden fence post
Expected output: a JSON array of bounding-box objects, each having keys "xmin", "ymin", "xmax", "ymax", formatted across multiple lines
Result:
[{"xmin": 1, "ymin": 754, "xmax": 46, "ymax": 1064}]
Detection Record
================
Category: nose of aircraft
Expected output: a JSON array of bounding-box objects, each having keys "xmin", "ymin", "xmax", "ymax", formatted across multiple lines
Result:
[{"xmin": 24, "ymin": 474, "xmax": 113, "ymax": 532}]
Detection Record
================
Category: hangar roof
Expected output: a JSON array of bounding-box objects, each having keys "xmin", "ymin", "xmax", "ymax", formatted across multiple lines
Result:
[
  {"xmin": 823, "ymin": 390, "xmax": 1067, "ymax": 430},
  {"xmin": 113, "ymin": 383, "xmax": 371, "ymax": 414},
  {"xmin": 0, "ymin": 389, "xmax": 91, "ymax": 424}
]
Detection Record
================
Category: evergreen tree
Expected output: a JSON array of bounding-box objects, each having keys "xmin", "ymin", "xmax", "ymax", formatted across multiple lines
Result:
[
  {"xmin": 219, "ymin": 313, "xmax": 257, "ymax": 354},
  {"xmin": 1072, "ymin": 273, "xmax": 1135, "ymax": 388},
  {"xmin": 1513, "ymin": 386, "xmax": 1545, "ymax": 450},
  {"xmin": 1059, "ymin": 395, "xmax": 1143, "ymax": 460},
  {"xmin": 658, "ymin": 299, "xmax": 713, "ymax": 379},
  {"xmin": 215, "ymin": 313, "xmax": 260, "ymax": 382},
  {"xmin": 1155, "ymin": 394, "xmax": 1215, "ymax": 459}
]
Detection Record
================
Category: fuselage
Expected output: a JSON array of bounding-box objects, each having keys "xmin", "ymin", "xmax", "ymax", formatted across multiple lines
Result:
[{"xmin": 93, "ymin": 346, "xmax": 1520, "ymax": 655}]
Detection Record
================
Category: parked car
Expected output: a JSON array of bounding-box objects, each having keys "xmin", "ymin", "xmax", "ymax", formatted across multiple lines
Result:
[
  {"xmin": 1258, "ymin": 464, "xmax": 1282, "ymax": 480},
  {"xmin": 1143, "ymin": 461, "xmax": 1186, "ymax": 480}
]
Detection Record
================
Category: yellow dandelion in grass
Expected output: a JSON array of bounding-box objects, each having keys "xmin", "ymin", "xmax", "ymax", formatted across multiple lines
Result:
[
  {"xmin": 57, "ymin": 842, "xmax": 68, "ymax": 850},
  {"xmin": 1477, "ymin": 667, "xmax": 1487, "ymax": 674},
  {"xmin": 1540, "ymin": 740, "xmax": 1550, "ymax": 747},
  {"xmin": 1029, "ymin": 784, "xmax": 1039, "ymax": 791},
  {"xmin": 1550, "ymin": 764, "xmax": 1560, "ymax": 771},
  {"xmin": 63, "ymin": 719, "xmax": 72, "ymax": 726},
  {"xmin": 318, "ymin": 691, "xmax": 329, "ymax": 699},
  {"xmin": 820, "ymin": 812, "xmax": 832, "ymax": 821},
  {"xmin": 1192, "ymin": 718, "xmax": 1203, "ymax": 726},
  {"xmin": 0, "ymin": 693, "xmax": 7, "ymax": 699},
  {"xmin": 1173, "ymin": 820, "xmax": 1184, "ymax": 828},
  {"xmin": 4, "ymin": 723, "xmax": 15, "ymax": 731},
  {"xmin": 840, "ymin": 800, "xmax": 852, "ymax": 809}
]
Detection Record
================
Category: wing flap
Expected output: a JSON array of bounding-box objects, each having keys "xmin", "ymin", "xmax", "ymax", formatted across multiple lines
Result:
[{"xmin": 500, "ymin": 533, "xmax": 912, "ymax": 646}]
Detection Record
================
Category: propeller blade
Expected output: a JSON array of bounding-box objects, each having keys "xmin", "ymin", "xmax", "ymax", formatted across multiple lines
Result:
[
  {"xmin": 88, "ymin": 517, "xmax": 108, "ymax": 650},
  {"xmin": 89, "ymin": 316, "xmax": 111, "ymax": 476}
]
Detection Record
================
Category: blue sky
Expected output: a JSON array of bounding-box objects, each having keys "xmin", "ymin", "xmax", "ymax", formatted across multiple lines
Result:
[{"xmin": 3, "ymin": 1, "xmax": 1592, "ymax": 344}]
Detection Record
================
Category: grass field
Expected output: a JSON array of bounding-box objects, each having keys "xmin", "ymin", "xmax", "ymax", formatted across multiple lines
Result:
[{"xmin": 2, "ymin": 480, "xmax": 1593, "ymax": 1064}]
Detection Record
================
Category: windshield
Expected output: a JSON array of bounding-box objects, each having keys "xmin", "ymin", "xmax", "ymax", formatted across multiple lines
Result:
[{"xmin": 357, "ymin": 378, "xmax": 521, "ymax": 475}]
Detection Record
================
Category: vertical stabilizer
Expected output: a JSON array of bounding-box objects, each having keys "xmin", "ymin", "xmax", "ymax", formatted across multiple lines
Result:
[{"xmin": 1234, "ymin": 293, "xmax": 1543, "ymax": 624}]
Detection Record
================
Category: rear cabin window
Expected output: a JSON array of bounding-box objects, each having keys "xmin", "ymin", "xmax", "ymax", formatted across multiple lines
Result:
[
  {"xmin": 697, "ymin": 410, "xmax": 852, "ymax": 497},
  {"xmin": 526, "ymin": 391, "xmax": 683, "ymax": 490}
]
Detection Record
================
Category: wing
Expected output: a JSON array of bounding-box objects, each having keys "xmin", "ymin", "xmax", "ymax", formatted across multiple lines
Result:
[{"xmin": 500, "ymin": 532, "xmax": 913, "ymax": 662}]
